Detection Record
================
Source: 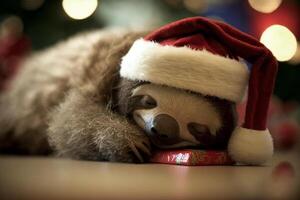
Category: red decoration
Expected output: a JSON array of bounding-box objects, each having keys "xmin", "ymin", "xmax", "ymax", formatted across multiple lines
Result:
[
  {"xmin": 272, "ymin": 120, "xmax": 299, "ymax": 150},
  {"xmin": 150, "ymin": 150, "xmax": 234, "ymax": 166},
  {"xmin": 272, "ymin": 161, "xmax": 295, "ymax": 180},
  {"xmin": 0, "ymin": 35, "xmax": 31, "ymax": 91}
]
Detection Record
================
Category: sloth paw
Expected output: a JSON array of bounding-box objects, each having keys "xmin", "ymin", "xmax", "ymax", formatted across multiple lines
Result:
[{"xmin": 128, "ymin": 136, "xmax": 152, "ymax": 162}]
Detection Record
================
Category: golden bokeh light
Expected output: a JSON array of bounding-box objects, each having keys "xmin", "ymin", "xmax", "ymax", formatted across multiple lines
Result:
[
  {"xmin": 248, "ymin": 0, "xmax": 282, "ymax": 13},
  {"xmin": 289, "ymin": 43, "xmax": 300, "ymax": 64},
  {"xmin": 1, "ymin": 16, "xmax": 24, "ymax": 37},
  {"xmin": 183, "ymin": 0, "xmax": 207, "ymax": 14},
  {"xmin": 62, "ymin": 0, "xmax": 98, "ymax": 20},
  {"xmin": 260, "ymin": 25, "xmax": 297, "ymax": 62}
]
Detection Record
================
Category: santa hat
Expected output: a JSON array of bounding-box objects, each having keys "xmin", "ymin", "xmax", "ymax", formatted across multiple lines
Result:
[{"xmin": 120, "ymin": 17, "xmax": 278, "ymax": 165}]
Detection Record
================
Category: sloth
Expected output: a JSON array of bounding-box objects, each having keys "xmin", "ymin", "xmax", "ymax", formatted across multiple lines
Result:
[{"xmin": 0, "ymin": 29, "xmax": 237, "ymax": 163}]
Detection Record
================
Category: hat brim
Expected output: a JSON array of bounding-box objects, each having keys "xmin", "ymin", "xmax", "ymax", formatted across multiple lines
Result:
[{"xmin": 120, "ymin": 39, "xmax": 249, "ymax": 102}]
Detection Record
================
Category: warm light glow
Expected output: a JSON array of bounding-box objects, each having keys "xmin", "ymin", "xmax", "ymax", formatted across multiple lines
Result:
[
  {"xmin": 183, "ymin": 0, "xmax": 207, "ymax": 14},
  {"xmin": 260, "ymin": 25, "xmax": 297, "ymax": 62},
  {"xmin": 1, "ymin": 16, "xmax": 24, "ymax": 38},
  {"xmin": 289, "ymin": 43, "xmax": 300, "ymax": 64},
  {"xmin": 62, "ymin": 0, "xmax": 98, "ymax": 20},
  {"xmin": 21, "ymin": 0, "xmax": 44, "ymax": 10},
  {"xmin": 248, "ymin": 0, "xmax": 282, "ymax": 13}
]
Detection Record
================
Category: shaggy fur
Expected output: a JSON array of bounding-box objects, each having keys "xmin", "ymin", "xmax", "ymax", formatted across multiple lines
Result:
[
  {"xmin": 120, "ymin": 39, "xmax": 249, "ymax": 102},
  {"xmin": 0, "ymin": 28, "xmax": 237, "ymax": 162},
  {"xmin": 0, "ymin": 29, "xmax": 150, "ymax": 162}
]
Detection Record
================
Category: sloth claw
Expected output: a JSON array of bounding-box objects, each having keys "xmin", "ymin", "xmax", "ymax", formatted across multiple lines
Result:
[
  {"xmin": 142, "ymin": 140, "xmax": 151, "ymax": 151},
  {"xmin": 129, "ymin": 138, "xmax": 152, "ymax": 162},
  {"xmin": 129, "ymin": 143, "xmax": 144, "ymax": 162},
  {"xmin": 136, "ymin": 141, "xmax": 151, "ymax": 156}
]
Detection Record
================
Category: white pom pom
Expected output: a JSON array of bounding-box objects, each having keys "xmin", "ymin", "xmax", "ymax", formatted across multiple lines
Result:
[{"xmin": 228, "ymin": 127, "xmax": 273, "ymax": 165}]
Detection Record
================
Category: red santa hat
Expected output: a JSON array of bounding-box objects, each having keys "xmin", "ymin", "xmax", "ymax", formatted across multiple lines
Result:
[{"xmin": 120, "ymin": 17, "xmax": 278, "ymax": 165}]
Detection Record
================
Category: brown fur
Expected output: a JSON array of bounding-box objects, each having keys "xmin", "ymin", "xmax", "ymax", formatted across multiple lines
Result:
[
  {"xmin": 0, "ymin": 29, "xmax": 150, "ymax": 162},
  {"xmin": 204, "ymin": 96, "xmax": 237, "ymax": 149},
  {"xmin": 112, "ymin": 79, "xmax": 148, "ymax": 116}
]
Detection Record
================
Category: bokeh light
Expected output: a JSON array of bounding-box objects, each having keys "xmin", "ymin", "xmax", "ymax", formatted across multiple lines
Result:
[
  {"xmin": 248, "ymin": 0, "xmax": 282, "ymax": 13},
  {"xmin": 260, "ymin": 25, "xmax": 297, "ymax": 62},
  {"xmin": 21, "ymin": 0, "xmax": 44, "ymax": 10},
  {"xmin": 0, "ymin": 16, "xmax": 24, "ymax": 38},
  {"xmin": 62, "ymin": 0, "xmax": 98, "ymax": 20},
  {"xmin": 289, "ymin": 43, "xmax": 300, "ymax": 65},
  {"xmin": 183, "ymin": 0, "xmax": 207, "ymax": 14}
]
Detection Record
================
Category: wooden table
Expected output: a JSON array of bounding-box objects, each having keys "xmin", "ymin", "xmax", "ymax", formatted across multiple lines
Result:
[{"xmin": 0, "ymin": 154, "xmax": 298, "ymax": 200}]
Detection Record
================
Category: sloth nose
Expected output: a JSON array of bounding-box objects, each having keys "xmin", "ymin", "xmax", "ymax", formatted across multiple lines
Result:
[{"xmin": 150, "ymin": 114, "xmax": 179, "ymax": 145}]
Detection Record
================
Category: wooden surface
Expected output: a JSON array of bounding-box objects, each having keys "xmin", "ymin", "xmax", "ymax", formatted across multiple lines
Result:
[{"xmin": 0, "ymin": 154, "xmax": 298, "ymax": 200}]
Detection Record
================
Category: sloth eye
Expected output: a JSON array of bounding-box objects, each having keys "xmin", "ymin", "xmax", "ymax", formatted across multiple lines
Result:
[
  {"xmin": 129, "ymin": 95, "xmax": 157, "ymax": 112},
  {"xmin": 188, "ymin": 123, "xmax": 209, "ymax": 134},
  {"xmin": 140, "ymin": 95, "xmax": 157, "ymax": 108},
  {"xmin": 187, "ymin": 123, "xmax": 214, "ymax": 145}
]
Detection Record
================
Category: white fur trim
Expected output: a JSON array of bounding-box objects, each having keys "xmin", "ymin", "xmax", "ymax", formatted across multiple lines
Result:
[
  {"xmin": 120, "ymin": 39, "xmax": 249, "ymax": 102},
  {"xmin": 228, "ymin": 127, "xmax": 273, "ymax": 165}
]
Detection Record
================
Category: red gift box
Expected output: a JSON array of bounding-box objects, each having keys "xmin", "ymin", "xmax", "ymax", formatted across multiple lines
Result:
[{"xmin": 150, "ymin": 149, "xmax": 235, "ymax": 166}]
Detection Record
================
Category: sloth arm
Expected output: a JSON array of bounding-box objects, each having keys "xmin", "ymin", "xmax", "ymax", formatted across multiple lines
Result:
[{"xmin": 47, "ymin": 89, "xmax": 150, "ymax": 162}]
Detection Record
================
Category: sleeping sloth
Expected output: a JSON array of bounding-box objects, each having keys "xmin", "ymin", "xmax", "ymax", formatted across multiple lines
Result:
[{"xmin": 0, "ymin": 29, "xmax": 236, "ymax": 162}]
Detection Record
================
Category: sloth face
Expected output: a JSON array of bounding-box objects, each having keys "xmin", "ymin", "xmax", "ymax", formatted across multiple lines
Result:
[{"xmin": 129, "ymin": 84, "xmax": 223, "ymax": 149}]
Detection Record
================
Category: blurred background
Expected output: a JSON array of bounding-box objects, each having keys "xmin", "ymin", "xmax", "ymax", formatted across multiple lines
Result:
[{"xmin": 0, "ymin": 0, "xmax": 300, "ymax": 151}]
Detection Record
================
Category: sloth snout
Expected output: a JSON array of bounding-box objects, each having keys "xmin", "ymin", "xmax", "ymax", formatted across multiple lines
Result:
[{"xmin": 149, "ymin": 114, "xmax": 180, "ymax": 145}]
